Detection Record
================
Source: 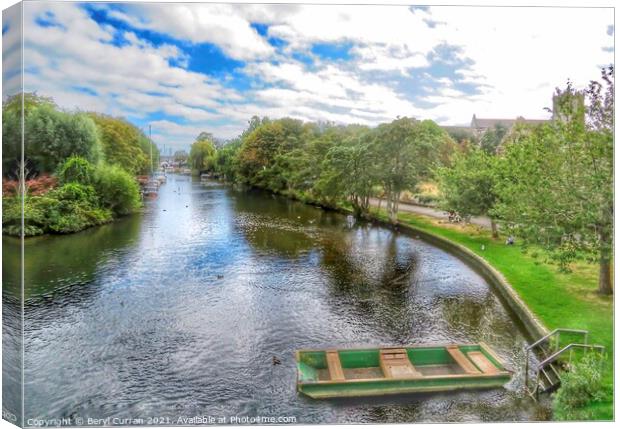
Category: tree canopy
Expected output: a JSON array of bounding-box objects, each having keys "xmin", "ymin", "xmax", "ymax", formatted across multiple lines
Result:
[
  {"xmin": 189, "ymin": 134, "xmax": 217, "ymax": 173},
  {"xmin": 88, "ymin": 113, "xmax": 157, "ymax": 175},
  {"xmin": 492, "ymin": 66, "xmax": 613, "ymax": 294},
  {"xmin": 3, "ymin": 95, "xmax": 102, "ymax": 175}
]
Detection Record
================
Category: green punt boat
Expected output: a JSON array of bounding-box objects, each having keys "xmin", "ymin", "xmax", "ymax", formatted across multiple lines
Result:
[{"xmin": 296, "ymin": 343, "xmax": 512, "ymax": 399}]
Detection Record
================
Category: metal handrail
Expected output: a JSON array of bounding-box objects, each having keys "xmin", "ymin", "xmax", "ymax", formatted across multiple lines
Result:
[
  {"xmin": 525, "ymin": 342, "xmax": 605, "ymax": 399},
  {"xmin": 537, "ymin": 343, "xmax": 605, "ymax": 370},
  {"xmin": 524, "ymin": 328, "xmax": 591, "ymax": 395},
  {"xmin": 526, "ymin": 328, "xmax": 589, "ymax": 352}
]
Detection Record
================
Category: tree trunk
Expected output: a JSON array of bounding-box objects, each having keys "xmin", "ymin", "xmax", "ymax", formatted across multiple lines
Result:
[
  {"xmin": 389, "ymin": 191, "xmax": 400, "ymax": 224},
  {"xmin": 490, "ymin": 219, "xmax": 499, "ymax": 239},
  {"xmin": 598, "ymin": 229, "xmax": 613, "ymax": 295},
  {"xmin": 598, "ymin": 253, "xmax": 613, "ymax": 295}
]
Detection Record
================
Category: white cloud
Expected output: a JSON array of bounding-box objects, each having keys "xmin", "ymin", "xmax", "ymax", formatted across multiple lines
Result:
[
  {"xmin": 2, "ymin": 2, "xmax": 23, "ymax": 99},
  {"xmin": 108, "ymin": 3, "xmax": 274, "ymax": 61},
  {"xmin": 9, "ymin": 1, "xmax": 614, "ymax": 148}
]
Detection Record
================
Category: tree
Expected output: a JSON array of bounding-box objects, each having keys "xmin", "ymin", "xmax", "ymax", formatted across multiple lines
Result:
[
  {"xmin": 93, "ymin": 164, "xmax": 141, "ymax": 216},
  {"xmin": 479, "ymin": 123, "xmax": 508, "ymax": 154},
  {"xmin": 88, "ymin": 114, "xmax": 155, "ymax": 175},
  {"xmin": 375, "ymin": 118, "xmax": 446, "ymax": 223},
  {"xmin": 236, "ymin": 118, "xmax": 308, "ymax": 191},
  {"xmin": 57, "ymin": 156, "xmax": 95, "ymax": 185},
  {"xmin": 3, "ymin": 95, "xmax": 102, "ymax": 175},
  {"xmin": 436, "ymin": 148, "xmax": 500, "ymax": 237},
  {"xmin": 213, "ymin": 139, "xmax": 242, "ymax": 181},
  {"xmin": 174, "ymin": 150, "xmax": 189, "ymax": 164},
  {"xmin": 189, "ymin": 135, "xmax": 216, "ymax": 173},
  {"xmin": 493, "ymin": 66, "xmax": 613, "ymax": 295},
  {"xmin": 316, "ymin": 128, "xmax": 378, "ymax": 215}
]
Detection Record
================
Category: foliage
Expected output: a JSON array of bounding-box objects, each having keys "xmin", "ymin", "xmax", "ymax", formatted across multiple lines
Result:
[
  {"xmin": 57, "ymin": 156, "xmax": 95, "ymax": 185},
  {"xmin": 189, "ymin": 135, "xmax": 217, "ymax": 173},
  {"xmin": 2, "ymin": 183, "xmax": 113, "ymax": 236},
  {"xmin": 316, "ymin": 128, "xmax": 378, "ymax": 214},
  {"xmin": 93, "ymin": 164, "xmax": 141, "ymax": 216},
  {"xmin": 436, "ymin": 147, "xmax": 500, "ymax": 236},
  {"xmin": 492, "ymin": 66, "xmax": 613, "ymax": 294},
  {"xmin": 236, "ymin": 118, "xmax": 313, "ymax": 191},
  {"xmin": 213, "ymin": 139, "xmax": 242, "ymax": 181},
  {"xmin": 479, "ymin": 123, "xmax": 507, "ymax": 154},
  {"xmin": 553, "ymin": 353, "xmax": 607, "ymax": 420},
  {"xmin": 445, "ymin": 127, "xmax": 477, "ymax": 146},
  {"xmin": 3, "ymin": 175, "xmax": 57, "ymax": 197},
  {"xmin": 88, "ymin": 113, "xmax": 157, "ymax": 175},
  {"xmin": 174, "ymin": 150, "xmax": 189, "ymax": 163},
  {"xmin": 3, "ymin": 95, "xmax": 102, "ymax": 174},
  {"xmin": 375, "ymin": 118, "xmax": 447, "ymax": 222},
  {"xmin": 215, "ymin": 116, "xmax": 453, "ymax": 219}
]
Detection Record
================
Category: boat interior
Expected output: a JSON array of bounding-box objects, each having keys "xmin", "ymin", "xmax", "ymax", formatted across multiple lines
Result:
[{"xmin": 298, "ymin": 345, "xmax": 503, "ymax": 383}]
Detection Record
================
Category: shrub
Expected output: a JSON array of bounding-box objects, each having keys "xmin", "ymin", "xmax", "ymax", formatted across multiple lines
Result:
[
  {"xmin": 52, "ymin": 182, "xmax": 98, "ymax": 204},
  {"xmin": 553, "ymin": 353, "xmax": 606, "ymax": 420},
  {"xmin": 57, "ymin": 156, "xmax": 95, "ymax": 185},
  {"xmin": 3, "ymin": 175, "xmax": 58, "ymax": 197},
  {"xmin": 1, "ymin": 184, "xmax": 113, "ymax": 236},
  {"xmin": 93, "ymin": 164, "xmax": 141, "ymax": 216}
]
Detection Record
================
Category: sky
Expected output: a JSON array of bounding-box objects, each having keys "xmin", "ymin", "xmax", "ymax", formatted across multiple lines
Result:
[{"xmin": 2, "ymin": 1, "xmax": 615, "ymax": 152}]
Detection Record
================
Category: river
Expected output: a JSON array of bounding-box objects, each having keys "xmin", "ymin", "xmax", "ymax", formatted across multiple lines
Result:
[{"xmin": 2, "ymin": 174, "xmax": 548, "ymax": 424}]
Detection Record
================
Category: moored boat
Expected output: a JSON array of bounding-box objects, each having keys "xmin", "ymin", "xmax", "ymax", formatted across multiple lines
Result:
[{"xmin": 296, "ymin": 343, "xmax": 511, "ymax": 399}]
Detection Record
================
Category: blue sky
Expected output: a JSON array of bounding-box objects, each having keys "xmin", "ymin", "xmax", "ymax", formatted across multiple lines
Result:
[{"xmin": 2, "ymin": 1, "xmax": 614, "ymax": 152}]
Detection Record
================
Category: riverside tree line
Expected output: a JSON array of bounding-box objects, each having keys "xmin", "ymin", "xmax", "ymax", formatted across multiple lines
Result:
[
  {"xmin": 190, "ymin": 66, "xmax": 613, "ymax": 295},
  {"xmin": 2, "ymin": 93, "xmax": 159, "ymax": 236},
  {"xmin": 1, "ymin": 68, "xmax": 611, "ymax": 295}
]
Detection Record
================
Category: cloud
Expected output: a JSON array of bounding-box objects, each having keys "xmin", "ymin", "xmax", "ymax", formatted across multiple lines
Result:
[
  {"xmin": 6, "ymin": 2, "xmax": 614, "ymax": 150},
  {"xmin": 106, "ymin": 3, "xmax": 275, "ymax": 61}
]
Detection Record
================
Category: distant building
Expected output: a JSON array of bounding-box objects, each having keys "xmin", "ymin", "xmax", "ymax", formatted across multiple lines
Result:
[{"xmin": 470, "ymin": 115, "xmax": 549, "ymax": 137}]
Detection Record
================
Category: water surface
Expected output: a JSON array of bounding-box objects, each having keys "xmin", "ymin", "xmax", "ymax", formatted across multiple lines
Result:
[{"xmin": 3, "ymin": 175, "xmax": 547, "ymax": 424}]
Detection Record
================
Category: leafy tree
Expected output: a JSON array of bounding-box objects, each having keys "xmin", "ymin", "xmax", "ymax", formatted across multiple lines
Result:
[
  {"xmin": 213, "ymin": 139, "xmax": 242, "ymax": 181},
  {"xmin": 3, "ymin": 95, "xmax": 102, "ymax": 175},
  {"xmin": 189, "ymin": 135, "xmax": 217, "ymax": 173},
  {"xmin": 57, "ymin": 156, "xmax": 95, "ymax": 185},
  {"xmin": 493, "ymin": 66, "xmax": 613, "ymax": 295},
  {"xmin": 2, "ymin": 182, "xmax": 112, "ymax": 236},
  {"xmin": 93, "ymin": 164, "xmax": 141, "ymax": 216},
  {"xmin": 375, "ymin": 118, "xmax": 446, "ymax": 223},
  {"xmin": 316, "ymin": 129, "xmax": 378, "ymax": 214},
  {"xmin": 88, "ymin": 113, "xmax": 155, "ymax": 175},
  {"xmin": 174, "ymin": 150, "xmax": 189, "ymax": 164},
  {"xmin": 479, "ymin": 123, "xmax": 507, "ymax": 154},
  {"xmin": 236, "ymin": 118, "xmax": 308, "ymax": 191},
  {"xmin": 436, "ymin": 148, "xmax": 500, "ymax": 237}
]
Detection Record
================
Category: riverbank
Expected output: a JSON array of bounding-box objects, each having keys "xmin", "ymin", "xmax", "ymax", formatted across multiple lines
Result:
[
  {"xmin": 370, "ymin": 208, "xmax": 613, "ymax": 420},
  {"xmin": 251, "ymin": 184, "xmax": 612, "ymax": 420}
]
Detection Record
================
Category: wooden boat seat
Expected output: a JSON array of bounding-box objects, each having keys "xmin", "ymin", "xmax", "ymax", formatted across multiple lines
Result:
[
  {"xmin": 446, "ymin": 346, "xmax": 480, "ymax": 374},
  {"xmin": 326, "ymin": 351, "xmax": 345, "ymax": 381},
  {"xmin": 467, "ymin": 351, "xmax": 499, "ymax": 374},
  {"xmin": 380, "ymin": 348, "xmax": 420, "ymax": 379}
]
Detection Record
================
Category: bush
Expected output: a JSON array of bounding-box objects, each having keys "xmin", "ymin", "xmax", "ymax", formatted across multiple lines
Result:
[
  {"xmin": 57, "ymin": 156, "xmax": 95, "ymax": 185},
  {"xmin": 1, "ymin": 184, "xmax": 113, "ymax": 236},
  {"xmin": 553, "ymin": 353, "xmax": 606, "ymax": 420},
  {"xmin": 93, "ymin": 164, "xmax": 141, "ymax": 216}
]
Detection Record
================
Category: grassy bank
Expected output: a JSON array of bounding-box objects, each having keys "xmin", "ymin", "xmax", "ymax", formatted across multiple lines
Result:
[{"xmin": 370, "ymin": 208, "xmax": 613, "ymax": 420}]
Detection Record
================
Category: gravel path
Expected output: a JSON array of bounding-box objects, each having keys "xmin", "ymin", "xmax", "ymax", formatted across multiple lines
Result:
[{"xmin": 369, "ymin": 198, "xmax": 492, "ymax": 229}]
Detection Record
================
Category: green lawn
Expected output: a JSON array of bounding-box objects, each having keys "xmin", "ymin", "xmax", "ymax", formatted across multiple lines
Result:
[{"xmin": 372, "ymin": 208, "xmax": 613, "ymax": 420}]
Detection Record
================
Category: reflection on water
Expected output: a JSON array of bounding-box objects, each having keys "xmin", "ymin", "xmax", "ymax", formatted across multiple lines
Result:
[{"xmin": 3, "ymin": 176, "xmax": 548, "ymax": 423}]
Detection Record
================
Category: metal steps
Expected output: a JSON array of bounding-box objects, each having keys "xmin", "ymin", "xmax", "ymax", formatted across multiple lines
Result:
[{"xmin": 524, "ymin": 328, "xmax": 605, "ymax": 400}]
